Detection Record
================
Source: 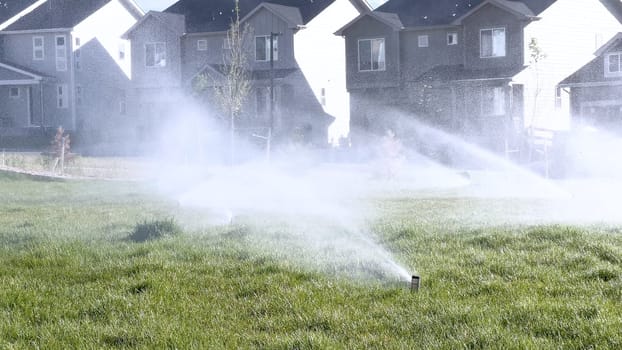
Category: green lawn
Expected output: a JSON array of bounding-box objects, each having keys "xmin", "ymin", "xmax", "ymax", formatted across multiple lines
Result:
[{"xmin": 0, "ymin": 171, "xmax": 621, "ymax": 349}]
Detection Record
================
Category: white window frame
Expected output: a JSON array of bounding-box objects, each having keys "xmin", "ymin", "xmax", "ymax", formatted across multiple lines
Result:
[
  {"xmin": 197, "ymin": 39, "xmax": 207, "ymax": 51},
  {"xmin": 9, "ymin": 87, "xmax": 20, "ymax": 98},
  {"xmin": 57, "ymin": 84, "xmax": 68, "ymax": 109},
  {"xmin": 118, "ymin": 42, "xmax": 126, "ymax": 60},
  {"xmin": 605, "ymin": 52, "xmax": 622, "ymax": 77},
  {"xmin": 480, "ymin": 28, "xmax": 506, "ymax": 58},
  {"xmin": 447, "ymin": 32, "xmax": 458, "ymax": 45},
  {"xmin": 481, "ymin": 86, "xmax": 506, "ymax": 116},
  {"xmin": 74, "ymin": 49, "xmax": 81, "ymax": 70},
  {"xmin": 75, "ymin": 85, "xmax": 82, "ymax": 106},
  {"xmin": 255, "ymin": 35, "xmax": 278, "ymax": 62},
  {"xmin": 55, "ymin": 35, "xmax": 67, "ymax": 71},
  {"xmin": 33, "ymin": 36, "xmax": 44, "ymax": 60},
  {"xmin": 418, "ymin": 35, "xmax": 429, "ymax": 48},
  {"xmin": 357, "ymin": 38, "xmax": 386, "ymax": 72},
  {"xmin": 145, "ymin": 42, "xmax": 166, "ymax": 68}
]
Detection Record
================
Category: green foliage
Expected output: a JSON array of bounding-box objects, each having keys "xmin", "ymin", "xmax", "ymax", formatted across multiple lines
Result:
[
  {"xmin": 129, "ymin": 218, "xmax": 182, "ymax": 242},
  {"xmin": 0, "ymin": 174, "xmax": 621, "ymax": 348}
]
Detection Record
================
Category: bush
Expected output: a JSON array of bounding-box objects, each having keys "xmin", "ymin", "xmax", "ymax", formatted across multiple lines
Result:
[{"xmin": 129, "ymin": 218, "xmax": 182, "ymax": 242}]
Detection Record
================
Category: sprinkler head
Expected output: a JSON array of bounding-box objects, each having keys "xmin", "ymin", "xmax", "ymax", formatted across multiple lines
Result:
[{"xmin": 411, "ymin": 275, "xmax": 420, "ymax": 292}]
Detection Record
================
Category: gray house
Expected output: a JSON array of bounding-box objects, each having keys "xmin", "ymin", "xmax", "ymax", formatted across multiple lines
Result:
[
  {"xmin": 559, "ymin": 32, "xmax": 622, "ymax": 132},
  {"xmin": 125, "ymin": 0, "xmax": 370, "ymax": 149},
  {"xmin": 336, "ymin": 0, "xmax": 622, "ymax": 154},
  {"xmin": 0, "ymin": 0, "xmax": 143, "ymax": 150}
]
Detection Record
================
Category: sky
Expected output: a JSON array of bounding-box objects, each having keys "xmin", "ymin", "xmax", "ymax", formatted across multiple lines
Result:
[{"xmin": 135, "ymin": 0, "xmax": 388, "ymax": 12}]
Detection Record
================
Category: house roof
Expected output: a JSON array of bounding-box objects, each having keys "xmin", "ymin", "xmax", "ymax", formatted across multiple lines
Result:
[
  {"xmin": 595, "ymin": 32, "xmax": 622, "ymax": 56},
  {"xmin": 373, "ymin": 0, "xmax": 555, "ymax": 28},
  {"xmin": 560, "ymin": 42, "xmax": 622, "ymax": 87},
  {"xmin": 123, "ymin": 10, "xmax": 185, "ymax": 38},
  {"xmin": 413, "ymin": 64, "xmax": 527, "ymax": 83},
  {"xmin": 242, "ymin": 3, "xmax": 303, "ymax": 28},
  {"xmin": 0, "ymin": 61, "xmax": 47, "ymax": 85},
  {"xmin": 165, "ymin": 0, "xmax": 337, "ymax": 33},
  {"xmin": 334, "ymin": 10, "xmax": 403, "ymax": 35},
  {"xmin": 2, "ymin": 0, "xmax": 143, "ymax": 32},
  {"xmin": 0, "ymin": 0, "xmax": 40, "ymax": 26},
  {"xmin": 451, "ymin": 0, "xmax": 534, "ymax": 25}
]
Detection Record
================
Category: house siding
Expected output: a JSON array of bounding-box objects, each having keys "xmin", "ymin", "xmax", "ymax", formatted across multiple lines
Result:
[
  {"xmin": 401, "ymin": 28, "xmax": 463, "ymax": 82},
  {"xmin": 462, "ymin": 4, "xmax": 525, "ymax": 70},
  {"xmin": 342, "ymin": 16, "xmax": 400, "ymax": 90},
  {"xmin": 519, "ymin": 0, "xmax": 621, "ymax": 129}
]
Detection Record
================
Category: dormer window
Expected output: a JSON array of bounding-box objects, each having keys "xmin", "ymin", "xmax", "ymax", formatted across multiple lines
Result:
[
  {"xmin": 605, "ymin": 52, "xmax": 622, "ymax": 77},
  {"xmin": 358, "ymin": 38, "xmax": 385, "ymax": 72},
  {"xmin": 255, "ymin": 35, "xmax": 278, "ymax": 62},
  {"xmin": 145, "ymin": 42, "xmax": 166, "ymax": 67},
  {"xmin": 480, "ymin": 28, "xmax": 505, "ymax": 58}
]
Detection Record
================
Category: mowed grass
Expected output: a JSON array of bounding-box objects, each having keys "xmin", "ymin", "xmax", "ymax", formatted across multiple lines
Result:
[{"xmin": 1, "ymin": 172, "xmax": 621, "ymax": 349}]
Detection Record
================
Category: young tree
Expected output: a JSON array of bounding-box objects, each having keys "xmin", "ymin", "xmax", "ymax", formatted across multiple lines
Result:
[{"xmin": 194, "ymin": 0, "xmax": 251, "ymax": 164}]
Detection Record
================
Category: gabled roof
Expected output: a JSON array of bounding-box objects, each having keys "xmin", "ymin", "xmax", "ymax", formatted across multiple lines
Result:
[
  {"xmin": 2, "ymin": 0, "xmax": 143, "ymax": 32},
  {"xmin": 595, "ymin": 32, "xmax": 622, "ymax": 56},
  {"xmin": 560, "ymin": 33, "xmax": 622, "ymax": 87},
  {"xmin": 123, "ymin": 10, "xmax": 185, "ymax": 39},
  {"xmin": 242, "ymin": 3, "xmax": 303, "ymax": 28},
  {"xmin": 0, "ymin": 61, "xmax": 47, "ymax": 85},
  {"xmin": 451, "ymin": 0, "xmax": 535, "ymax": 25},
  {"xmin": 165, "ymin": 0, "xmax": 336, "ymax": 33},
  {"xmin": 334, "ymin": 10, "xmax": 403, "ymax": 35},
  {"xmin": 373, "ymin": 0, "xmax": 555, "ymax": 28},
  {"xmin": 414, "ymin": 64, "xmax": 526, "ymax": 83},
  {"xmin": 0, "ymin": 0, "xmax": 41, "ymax": 28}
]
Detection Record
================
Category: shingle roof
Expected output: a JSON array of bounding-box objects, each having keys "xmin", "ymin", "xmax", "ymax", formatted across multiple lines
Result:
[
  {"xmin": 3, "ymin": 0, "xmax": 142, "ymax": 31},
  {"xmin": 414, "ymin": 64, "xmax": 526, "ymax": 82},
  {"xmin": 123, "ymin": 10, "xmax": 185, "ymax": 38},
  {"xmin": 165, "ymin": 0, "xmax": 335, "ymax": 33},
  {"xmin": 375, "ymin": 0, "xmax": 555, "ymax": 27},
  {"xmin": 558, "ymin": 57, "xmax": 605, "ymax": 86},
  {"xmin": 0, "ymin": 0, "xmax": 39, "ymax": 25},
  {"xmin": 0, "ymin": 61, "xmax": 48, "ymax": 84}
]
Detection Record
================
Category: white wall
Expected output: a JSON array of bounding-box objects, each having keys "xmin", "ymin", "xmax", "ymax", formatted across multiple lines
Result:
[{"xmin": 294, "ymin": 0, "xmax": 361, "ymax": 143}]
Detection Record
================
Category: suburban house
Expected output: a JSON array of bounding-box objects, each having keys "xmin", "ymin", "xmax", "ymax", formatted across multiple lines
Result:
[
  {"xmin": 559, "ymin": 32, "xmax": 622, "ymax": 132},
  {"xmin": 335, "ymin": 0, "xmax": 622, "ymax": 155},
  {"xmin": 0, "ymin": 0, "xmax": 143, "ymax": 150},
  {"xmin": 124, "ymin": 0, "xmax": 371, "ymax": 149}
]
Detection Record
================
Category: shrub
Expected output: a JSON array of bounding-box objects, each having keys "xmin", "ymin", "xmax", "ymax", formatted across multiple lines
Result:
[{"xmin": 129, "ymin": 218, "xmax": 182, "ymax": 242}]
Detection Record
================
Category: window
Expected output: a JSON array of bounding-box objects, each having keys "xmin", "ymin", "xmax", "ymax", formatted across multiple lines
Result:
[
  {"xmin": 320, "ymin": 87, "xmax": 326, "ymax": 106},
  {"xmin": 55, "ymin": 35, "xmax": 67, "ymax": 71},
  {"xmin": 358, "ymin": 38, "xmax": 385, "ymax": 72},
  {"xmin": 255, "ymin": 35, "xmax": 278, "ymax": 61},
  {"xmin": 75, "ymin": 85, "xmax": 82, "ymax": 106},
  {"xmin": 482, "ymin": 86, "xmax": 505, "ymax": 115},
  {"xmin": 605, "ymin": 52, "xmax": 622, "ymax": 76},
  {"xmin": 145, "ymin": 42, "xmax": 166, "ymax": 67},
  {"xmin": 75, "ymin": 37, "xmax": 81, "ymax": 47},
  {"xmin": 197, "ymin": 39, "xmax": 207, "ymax": 51},
  {"xmin": 418, "ymin": 35, "xmax": 429, "ymax": 48},
  {"xmin": 33, "ymin": 36, "xmax": 44, "ymax": 60},
  {"xmin": 118, "ymin": 42, "xmax": 126, "ymax": 60},
  {"xmin": 9, "ymin": 87, "xmax": 19, "ymax": 98},
  {"xmin": 57, "ymin": 84, "xmax": 68, "ymax": 108},
  {"xmin": 555, "ymin": 86, "xmax": 562, "ymax": 109},
  {"xmin": 480, "ymin": 28, "xmax": 505, "ymax": 58},
  {"xmin": 119, "ymin": 90, "xmax": 127, "ymax": 115},
  {"xmin": 75, "ymin": 49, "xmax": 81, "ymax": 70},
  {"xmin": 447, "ymin": 32, "xmax": 458, "ymax": 45},
  {"xmin": 223, "ymin": 37, "xmax": 231, "ymax": 50}
]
